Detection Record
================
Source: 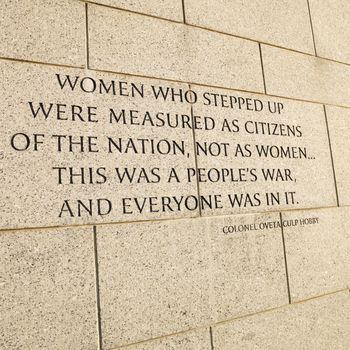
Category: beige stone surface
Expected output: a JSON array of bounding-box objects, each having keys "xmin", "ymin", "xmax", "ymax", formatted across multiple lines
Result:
[
  {"xmin": 191, "ymin": 85, "xmax": 336, "ymax": 216},
  {"xmin": 88, "ymin": 5, "xmax": 264, "ymax": 93},
  {"xmin": 116, "ymin": 329, "xmax": 211, "ymax": 350},
  {"xmin": 262, "ymin": 45, "xmax": 350, "ymax": 107},
  {"xmin": 0, "ymin": 60, "xmax": 199, "ymax": 229},
  {"xmin": 87, "ymin": 0, "xmax": 183, "ymax": 22},
  {"xmin": 97, "ymin": 219, "xmax": 212, "ymax": 349},
  {"xmin": 282, "ymin": 207, "xmax": 350, "ymax": 302},
  {"xmin": 207, "ymin": 212, "xmax": 288, "ymax": 322},
  {"xmin": 185, "ymin": 0, "xmax": 314, "ymax": 54},
  {"xmin": 326, "ymin": 106, "xmax": 350, "ymax": 205},
  {"xmin": 97, "ymin": 212, "xmax": 287, "ymax": 348},
  {"xmin": 0, "ymin": 0, "xmax": 85, "ymax": 66},
  {"xmin": 309, "ymin": 0, "xmax": 350, "ymax": 64},
  {"xmin": 212, "ymin": 291, "xmax": 350, "ymax": 350},
  {"xmin": 0, "ymin": 226, "xmax": 97, "ymax": 350}
]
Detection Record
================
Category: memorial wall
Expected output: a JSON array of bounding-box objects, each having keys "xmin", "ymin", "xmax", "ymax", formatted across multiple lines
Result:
[{"xmin": 0, "ymin": 0, "xmax": 349, "ymax": 349}]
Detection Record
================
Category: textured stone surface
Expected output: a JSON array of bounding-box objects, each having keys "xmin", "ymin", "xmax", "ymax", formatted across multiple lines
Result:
[
  {"xmin": 185, "ymin": 0, "xmax": 314, "ymax": 54},
  {"xmin": 212, "ymin": 291, "xmax": 350, "ymax": 350},
  {"xmin": 191, "ymin": 85, "xmax": 336, "ymax": 216},
  {"xmin": 0, "ymin": 226, "xmax": 97, "ymax": 350},
  {"xmin": 1, "ymin": 1, "xmax": 349, "ymax": 348},
  {"xmin": 0, "ymin": 60, "xmax": 198, "ymax": 229},
  {"xmin": 116, "ymin": 329, "xmax": 211, "ymax": 350},
  {"xmin": 97, "ymin": 212, "xmax": 287, "ymax": 348},
  {"xmin": 0, "ymin": 0, "xmax": 85, "ymax": 66},
  {"xmin": 309, "ymin": 0, "xmax": 350, "ymax": 64},
  {"xmin": 97, "ymin": 219, "xmax": 212, "ymax": 349},
  {"xmin": 88, "ymin": 5, "xmax": 264, "ymax": 92},
  {"xmin": 282, "ymin": 207, "xmax": 350, "ymax": 302},
  {"xmin": 87, "ymin": 0, "xmax": 183, "ymax": 22},
  {"xmin": 326, "ymin": 105, "xmax": 350, "ymax": 205},
  {"xmin": 207, "ymin": 212, "xmax": 288, "ymax": 322},
  {"xmin": 262, "ymin": 45, "xmax": 350, "ymax": 107}
]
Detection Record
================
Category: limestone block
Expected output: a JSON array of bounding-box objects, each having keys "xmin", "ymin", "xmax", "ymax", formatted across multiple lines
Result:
[
  {"xmin": 185, "ymin": 0, "xmax": 314, "ymax": 54},
  {"xmin": 97, "ymin": 218, "xmax": 212, "ymax": 348},
  {"xmin": 282, "ymin": 207, "xmax": 350, "ymax": 302},
  {"xmin": 309, "ymin": 0, "xmax": 350, "ymax": 64},
  {"xmin": 88, "ymin": 5, "xmax": 264, "ymax": 93},
  {"xmin": 0, "ymin": 0, "xmax": 85, "ymax": 66},
  {"xmin": 97, "ymin": 212, "xmax": 287, "ymax": 348},
  {"xmin": 326, "ymin": 105, "xmax": 350, "ymax": 205},
  {"xmin": 87, "ymin": 0, "xmax": 183, "ymax": 22},
  {"xmin": 0, "ymin": 226, "xmax": 97, "ymax": 350},
  {"xmin": 116, "ymin": 329, "xmax": 211, "ymax": 350},
  {"xmin": 212, "ymin": 291, "xmax": 350, "ymax": 350},
  {"xmin": 262, "ymin": 45, "xmax": 350, "ymax": 107},
  {"xmin": 206, "ymin": 212, "xmax": 288, "ymax": 322}
]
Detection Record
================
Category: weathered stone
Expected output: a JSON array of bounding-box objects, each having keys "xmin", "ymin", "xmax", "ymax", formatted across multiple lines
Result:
[
  {"xmin": 309, "ymin": 0, "xmax": 350, "ymax": 64},
  {"xmin": 87, "ymin": 0, "xmax": 184, "ymax": 22},
  {"xmin": 262, "ymin": 45, "xmax": 350, "ymax": 107},
  {"xmin": 207, "ymin": 212, "xmax": 288, "ymax": 321},
  {"xmin": 282, "ymin": 207, "xmax": 350, "ymax": 302},
  {"xmin": 97, "ymin": 211, "xmax": 287, "ymax": 348},
  {"xmin": 88, "ymin": 5, "xmax": 264, "ymax": 92},
  {"xmin": 212, "ymin": 291, "xmax": 350, "ymax": 350},
  {"xmin": 0, "ymin": 0, "xmax": 85, "ymax": 66},
  {"xmin": 0, "ymin": 226, "xmax": 97, "ymax": 350},
  {"xmin": 186, "ymin": 0, "xmax": 314, "ymax": 54},
  {"xmin": 116, "ymin": 329, "xmax": 211, "ymax": 350},
  {"xmin": 326, "ymin": 105, "xmax": 350, "ymax": 205}
]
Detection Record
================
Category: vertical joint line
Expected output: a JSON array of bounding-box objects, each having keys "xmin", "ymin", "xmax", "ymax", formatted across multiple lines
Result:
[
  {"xmin": 323, "ymin": 105, "xmax": 339, "ymax": 206},
  {"xmin": 189, "ymin": 84, "xmax": 202, "ymax": 216},
  {"xmin": 93, "ymin": 226, "xmax": 103, "ymax": 350},
  {"xmin": 181, "ymin": 0, "xmax": 186, "ymax": 24},
  {"xmin": 258, "ymin": 43, "xmax": 267, "ymax": 94},
  {"xmin": 306, "ymin": 0, "xmax": 318, "ymax": 56},
  {"xmin": 85, "ymin": 3, "xmax": 90, "ymax": 69},
  {"xmin": 209, "ymin": 326, "xmax": 214, "ymax": 350},
  {"xmin": 279, "ymin": 213, "xmax": 291, "ymax": 304}
]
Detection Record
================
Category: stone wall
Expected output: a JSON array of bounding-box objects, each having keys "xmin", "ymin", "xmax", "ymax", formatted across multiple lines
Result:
[{"xmin": 0, "ymin": 1, "xmax": 349, "ymax": 349}]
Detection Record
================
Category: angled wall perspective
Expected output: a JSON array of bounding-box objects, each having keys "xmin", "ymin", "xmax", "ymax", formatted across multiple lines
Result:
[{"xmin": 0, "ymin": 1, "xmax": 349, "ymax": 349}]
